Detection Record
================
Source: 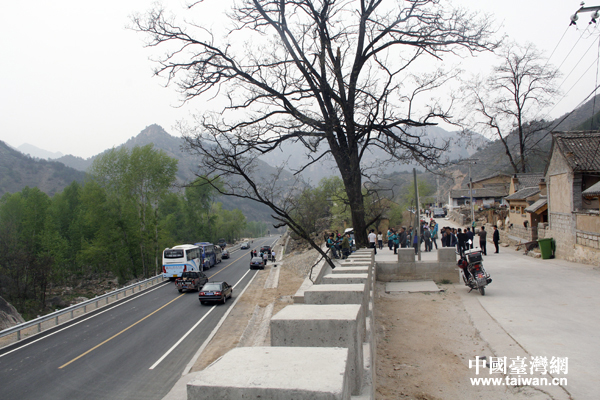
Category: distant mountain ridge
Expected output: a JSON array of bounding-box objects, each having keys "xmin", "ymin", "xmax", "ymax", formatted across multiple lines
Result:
[
  {"xmin": 0, "ymin": 141, "xmax": 85, "ymax": 196},
  {"xmin": 17, "ymin": 143, "xmax": 64, "ymax": 160},
  {"xmin": 57, "ymin": 124, "xmax": 294, "ymax": 223}
]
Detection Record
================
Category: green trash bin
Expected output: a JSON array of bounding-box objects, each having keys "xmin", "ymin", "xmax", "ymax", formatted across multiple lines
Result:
[{"xmin": 538, "ymin": 238, "xmax": 553, "ymax": 259}]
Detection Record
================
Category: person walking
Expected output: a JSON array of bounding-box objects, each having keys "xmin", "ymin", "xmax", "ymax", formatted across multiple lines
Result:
[
  {"xmin": 399, "ymin": 227, "xmax": 407, "ymax": 249},
  {"xmin": 368, "ymin": 229, "xmax": 377, "ymax": 255},
  {"xmin": 387, "ymin": 229, "xmax": 394, "ymax": 250},
  {"xmin": 423, "ymin": 226, "xmax": 431, "ymax": 252},
  {"xmin": 377, "ymin": 231, "xmax": 383, "ymax": 250},
  {"xmin": 466, "ymin": 227, "xmax": 474, "ymax": 250},
  {"xmin": 477, "ymin": 226, "xmax": 487, "ymax": 255},
  {"xmin": 493, "ymin": 225, "xmax": 500, "ymax": 253},
  {"xmin": 430, "ymin": 221, "xmax": 438, "ymax": 250}
]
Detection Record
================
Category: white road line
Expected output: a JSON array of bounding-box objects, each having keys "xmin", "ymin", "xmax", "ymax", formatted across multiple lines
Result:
[
  {"xmin": 150, "ymin": 268, "xmax": 257, "ymax": 371},
  {"xmin": 181, "ymin": 268, "xmax": 258, "ymax": 375},
  {"xmin": 0, "ymin": 281, "xmax": 169, "ymax": 359}
]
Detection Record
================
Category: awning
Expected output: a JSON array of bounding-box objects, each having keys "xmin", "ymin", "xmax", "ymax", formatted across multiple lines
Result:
[{"xmin": 525, "ymin": 198, "xmax": 547, "ymax": 215}]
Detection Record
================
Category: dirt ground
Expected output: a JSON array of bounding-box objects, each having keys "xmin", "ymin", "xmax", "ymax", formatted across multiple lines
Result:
[{"xmin": 375, "ymin": 282, "xmax": 552, "ymax": 400}]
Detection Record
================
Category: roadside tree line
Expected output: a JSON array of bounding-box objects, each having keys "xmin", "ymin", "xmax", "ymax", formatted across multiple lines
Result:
[{"xmin": 0, "ymin": 145, "xmax": 247, "ymax": 318}]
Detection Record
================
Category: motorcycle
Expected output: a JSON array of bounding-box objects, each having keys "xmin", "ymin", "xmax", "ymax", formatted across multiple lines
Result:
[{"xmin": 457, "ymin": 248, "xmax": 492, "ymax": 296}]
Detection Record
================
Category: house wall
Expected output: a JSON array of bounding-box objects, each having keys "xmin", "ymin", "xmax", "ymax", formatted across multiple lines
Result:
[{"xmin": 549, "ymin": 173, "xmax": 571, "ymax": 213}]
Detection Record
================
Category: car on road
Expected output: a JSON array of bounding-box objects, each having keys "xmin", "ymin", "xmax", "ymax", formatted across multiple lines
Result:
[
  {"xmin": 199, "ymin": 282, "xmax": 233, "ymax": 305},
  {"xmin": 433, "ymin": 208, "xmax": 446, "ymax": 218},
  {"xmin": 218, "ymin": 238, "xmax": 227, "ymax": 248},
  {"xmin": 222, "ymin": 248, "xmax": 230, "ymax": 259},
  {"xmin": 175, "ymin": 271, "xmax": 209, "ymax": 293},
  {"xmin": 250, "ymin": 256, "xmax": 265, "ymax": 270},
  {"xmin": 241, "ymin": 242, "xmax": 250, "ymax": 249}
]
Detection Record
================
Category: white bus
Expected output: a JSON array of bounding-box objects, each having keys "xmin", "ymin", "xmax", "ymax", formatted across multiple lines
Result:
[{"xmin": 162, "ymin": 244, "xmax": 202, "ymax": 280}]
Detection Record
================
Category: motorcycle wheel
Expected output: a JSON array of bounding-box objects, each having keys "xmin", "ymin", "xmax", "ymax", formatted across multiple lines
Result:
[{"xmin": 479, "ymin": 286, "xmax": 485, "ymax": 296}]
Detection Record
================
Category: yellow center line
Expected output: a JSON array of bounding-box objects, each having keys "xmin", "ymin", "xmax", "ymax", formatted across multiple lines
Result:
[{"xmin": 59, "ymin": 293, "xmax": 186, "ymax": 369}]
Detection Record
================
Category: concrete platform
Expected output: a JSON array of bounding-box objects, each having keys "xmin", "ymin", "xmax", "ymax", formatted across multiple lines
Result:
[
  {"xmin": 322, "ymin": 273, "xmax": 369, "ymax": 285},
  {"xmin": 187, "ymin": 347, "xmax": 351, "ymax": 400},
  {"xmin": 331, "ymin": 266, "xmax": 369, "ymax": 275},
  {"xmin": 271, "ymin": 304, "xmax": 364, "ymax": 395},
  {"xmin": 385, "ymin": 280, "xmax": 442, "ymax": 293},
  {"xmin": 303, "ymin": 284, "xmax": 366, "ymax": 307}
]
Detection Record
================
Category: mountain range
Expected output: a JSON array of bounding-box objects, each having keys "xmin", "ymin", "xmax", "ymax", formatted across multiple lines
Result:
[{"xmin": 3, "ymin": 92, "xmax": 600, "ymax": 215}]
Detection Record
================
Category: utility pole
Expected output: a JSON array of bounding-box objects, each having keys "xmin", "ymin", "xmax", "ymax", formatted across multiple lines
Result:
[{"xmin": 413, "ymin": 168, "xmax": 421, "ymax": 261}]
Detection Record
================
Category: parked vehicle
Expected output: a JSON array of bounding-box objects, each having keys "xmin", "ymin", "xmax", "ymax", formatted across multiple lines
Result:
[
  {"xmin": 214, "ymin": 245, "xmax": 223, "ymax": 263},
  {"xmin": 218, "ymin": 238, "xmax": 227, "ymax": 248},
  {"xmin": 175, "ymin": 271, "xmax": 209, "ymax": 293},
  {"xmin": 162, "ymin": 244, "xmax": 201, "ymax": 280},
  {"xmin": 260, "ymin": 245, "xmax": 273, "ymax": 260},
  {"xmin": 222, "ymin": 248, "xmax": 230, "ymax": 259},
  {"xmin": 433, "ymin": 208, "xmax": 446, "ymax": 218},
  {"xmin": 199, "ymin": 282, "xmax": 233, "ymax": 305},
  {"xmin": 250, "ymin": 256, "xmax": 265, "ymax": 270},
  {"xmin": 457, "ymin": 249, "xmax": 492, "ymax": 296},
  {"xmin": 241, "ymin": 242, "xmax": 250, "ymax": 249},
  {"xmin": 195, "ymin": 242, "xmax": 217, "ymax": 270}
]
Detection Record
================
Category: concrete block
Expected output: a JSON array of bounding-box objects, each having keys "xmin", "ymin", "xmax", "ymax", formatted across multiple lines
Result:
[
  {"xmin": 187, "ymin": 347, "xmax": 351, "ymax": 400},
  {"xmin": 437, "ymin": 248, "xmax": 457, "ymax": 263},
  {"xmin": 304, "ymin": 284, "xmax": 366, "ymax": 307},
  {"xmin": 303, "ymin": 284, "xmax": 368, "ymax": 337},
  {"xmin": 331, "ymin": 266, "xmax": 369, "ymax": 275},
  {"xmin": 270, "ymin": 304, "xmax": 363, "ymax": 395},
  {"xmin": 322, "ymin": 273, "xmax": 369, "ymax": 285},
  {"xmin": 397, "ymin": 248, "xmax": 415, "ymax": 263}
]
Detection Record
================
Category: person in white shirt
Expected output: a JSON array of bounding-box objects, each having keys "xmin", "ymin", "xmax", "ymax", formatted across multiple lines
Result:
[
  {"xmin": 377, "ymin": 231, "xmax": 383, "ymax": 250},
  {"xmin": 368, "ymin": 229, "xmax": 377, "ymax": 255}
]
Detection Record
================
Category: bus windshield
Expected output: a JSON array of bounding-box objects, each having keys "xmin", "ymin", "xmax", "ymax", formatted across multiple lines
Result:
[{"xmin": 164, "ymin": 249, "xmax": 184, "ymax": 259}]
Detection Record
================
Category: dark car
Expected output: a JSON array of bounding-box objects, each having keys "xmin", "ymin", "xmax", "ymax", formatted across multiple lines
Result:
[
  {"xmin": 218, "ymin": 238, "xmax": 227, "ymax": 248},
  {"xmin": 222, "ymin": 248, "xmax": 230, "ymax": 259},
  {"xmin": 199, "ymin": 282, "xmax": 233, "ymax": 305},
  {"xmin": 175, "ymin": 271, "xmax": 209, "ymax": 293},
  {"xmin": 250, "ymin": 256, "xmax": 265, "ymax": 270}
]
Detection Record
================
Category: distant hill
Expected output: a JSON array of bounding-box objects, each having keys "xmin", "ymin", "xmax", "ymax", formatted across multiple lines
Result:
[
  {"xmin": 0, "ymin": 141, "xmax": 85, "ymax": 197},
  {"xmin": 17, "ymin": 143, "xmax": 64, "ymax": 160},
  {"xmin": 58, "ymin": 124, "xmax": 295, "ymax": 224},
  {"xmin": 258, "ymin": 125, "xmax": 488, "ymax": 184}
]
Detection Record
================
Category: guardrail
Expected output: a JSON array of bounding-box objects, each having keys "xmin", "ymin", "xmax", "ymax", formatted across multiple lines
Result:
[{"xmin": 0, "ymin": 274, "xmax": 166, "ymax": 344}]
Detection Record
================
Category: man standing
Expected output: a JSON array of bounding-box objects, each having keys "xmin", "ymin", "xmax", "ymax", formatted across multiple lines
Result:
[
  {"xmin": 477, "ymin": 226, "xmax": 487, "ymax": 256},
  {"xmin": 466, "ymin": 227, "xmax": 474, "ymax": 250},
  {"xmin": 493, "ymin": 225, "xmax": 500, "ymax": 253},
  {"xmin": 368, "ymin": 229, "xmax": 377, "ymax": 255},
  {"xmin": 423, "ymin": 226, "xmax": 431, "ymax": 252}
]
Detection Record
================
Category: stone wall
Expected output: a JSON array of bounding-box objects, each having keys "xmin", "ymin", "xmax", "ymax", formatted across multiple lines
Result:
[
  {"xmin": 187, "ymin": 249, "xmax": 377, "ymax": 400},
  {"xmin": 376, "ymin": 248, "xmax": 458, "ymax": 283}
]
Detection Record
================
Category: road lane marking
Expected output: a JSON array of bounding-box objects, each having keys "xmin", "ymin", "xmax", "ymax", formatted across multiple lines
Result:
[
  {"xmin": 150, "ymin": 268, "xmax": 256, "ymax": 370},
  {"xmin": 0, "ymin": 281, "xmax": 169, "ymax": 360},
  {"xmin": 59, "ymin": 293, "xmax": 185, "ymax": 369}
]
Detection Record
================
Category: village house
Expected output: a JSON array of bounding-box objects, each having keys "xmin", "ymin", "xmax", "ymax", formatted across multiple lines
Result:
[
  {"xmin": 541, "ymin": 131, "xmax": 600, "ymax": 264},
  {"xmin": 503, "ymin": 173, "xmax": 546, "ymax": 241}
]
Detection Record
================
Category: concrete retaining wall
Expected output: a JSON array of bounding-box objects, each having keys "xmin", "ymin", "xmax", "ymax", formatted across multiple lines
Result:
[
  {"xmin": 376, "ymin": 248, "xmax": 458, "ymax": 283},
  {"xmin": 187, "ymin": 250, "xmax": 377, "ymax": 400}
]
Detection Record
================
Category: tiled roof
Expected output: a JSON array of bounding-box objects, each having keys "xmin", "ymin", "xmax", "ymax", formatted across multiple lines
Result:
[
  {"xmin": 450, "ymin": 188, "xmax": 507, "ymax": 198},
  {"xmin": 553, "ymin": 131, "xmax": 600, "ymax": 172},
  {"xmin": 583, "ymin": 180, "xmax": 600, "ymax": 198},
  {"xmin": 471, "ymin": 173, "xmax": 511, "ymax": 184},
  {"xmin": 525, "ymin": 198, "xmax": 547, "ymax": 213},
  {"xmin": 514, "ymin": 173, "xmax": 544, "ymax": 191},
  {"xmin": 505, "ymin": 186, "xmax": 540, "ymax": 201}
]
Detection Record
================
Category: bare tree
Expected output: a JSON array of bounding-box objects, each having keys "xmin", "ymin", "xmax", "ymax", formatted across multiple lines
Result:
[
  {"xmin": 133, "ymin": 0, "xmax": 498, "ymax": 249},
  {"xmin": 464, "ymin": 42, "xmax": 559, "ymax": 173}
]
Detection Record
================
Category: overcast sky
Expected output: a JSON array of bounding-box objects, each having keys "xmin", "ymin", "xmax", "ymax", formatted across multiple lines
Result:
[{"xmin": 0, "ymin": 1, "xmax": 597, "ymax": 158}]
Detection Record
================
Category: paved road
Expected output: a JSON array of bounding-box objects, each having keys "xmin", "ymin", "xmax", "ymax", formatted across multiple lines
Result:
[
  {"xmin": 430, "ymin": 218, "xmax": 599, "ymax": 399},
  {"xmin": 0, "ymin": 236, "xmax": 279, "ymax": 400}
]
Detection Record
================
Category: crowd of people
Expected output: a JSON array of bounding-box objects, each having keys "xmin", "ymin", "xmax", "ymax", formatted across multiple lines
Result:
[{"xmin": 324, "ymin": 219, "xmax": 501, "ymax": 259}]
